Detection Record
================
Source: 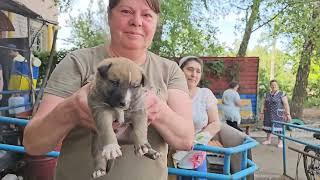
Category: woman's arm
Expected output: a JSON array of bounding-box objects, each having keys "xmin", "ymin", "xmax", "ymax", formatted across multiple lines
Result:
[
  {"xmin": 235, "ymin": 92, "xmax": 242, "ymax": 107},
  {"xmin": 202, "ymin": 103, "xmax": 221, "ymax": 136},
  {"xmin": 281, "ymin": 96, "xmax": 292, "ymax": 121},
  {"xmin": 151, "ymin": 89, "xmax": 194, "ymax": 151},
  {"xmin": 23, "ymin": 85, "xmax": 95, "ymax": 155},
  {"xmin": 259, "ymin": 98, "xmax": 265, "ymax": 120}
]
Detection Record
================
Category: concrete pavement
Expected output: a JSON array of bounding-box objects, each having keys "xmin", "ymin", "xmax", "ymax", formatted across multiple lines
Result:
[{"xmin": 249, "ymin": 129, "xmax": 319, "ymax": 180}]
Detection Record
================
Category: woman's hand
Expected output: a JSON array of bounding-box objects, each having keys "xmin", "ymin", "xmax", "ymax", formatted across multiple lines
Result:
[
  {"xmin": 284, "ymin": 114, "xmax": 292, "ymax": 122},
  {"xmin": 115, "ymin": 90, "xmax": 162, "ymax": 145},
  {"xmin": 259, "ymin": 112, "xmax": 264, "ymax": 120},
  {"xmin": 67, "ymin": 83, "xmax": 96, "ymax": 130},
  {"xmin": 144, "ymin": 90, "xmax": 162, "ymax": 124}
]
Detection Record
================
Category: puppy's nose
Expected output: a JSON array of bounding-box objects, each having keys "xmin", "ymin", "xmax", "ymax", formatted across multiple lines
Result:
[{"xmin": 119, "ymin": 101, "xmax": 126, "ymax": 107}]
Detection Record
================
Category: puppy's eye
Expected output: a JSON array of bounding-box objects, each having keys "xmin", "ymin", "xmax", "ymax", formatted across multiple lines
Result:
[{"xmin": 110, "ymin": 80, "xmax": 119, "ymax": 87}]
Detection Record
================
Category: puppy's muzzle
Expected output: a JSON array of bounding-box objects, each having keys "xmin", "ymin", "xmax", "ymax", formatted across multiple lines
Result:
[{"xmin": 119, "ymin": 101, "xmax": 127, "ymax": 108}]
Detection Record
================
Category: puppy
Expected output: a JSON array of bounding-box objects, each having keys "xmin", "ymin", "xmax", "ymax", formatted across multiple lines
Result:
[{"xmin": 88, "ymin": 57, "xmax": 160, "ymax": 178}]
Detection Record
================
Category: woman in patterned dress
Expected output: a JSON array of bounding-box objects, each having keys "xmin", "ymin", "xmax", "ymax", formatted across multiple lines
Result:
[{"xmin": 260, "ymin": 80, "xmax": 292, "ymax": 148}]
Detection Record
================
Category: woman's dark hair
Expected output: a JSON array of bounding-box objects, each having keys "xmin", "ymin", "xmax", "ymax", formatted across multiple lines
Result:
[
  {"xmin": 179, "ymin": 57, "xmax": 203, "ymax": 70},
  {"xmin": 229, "ymin": 81, "xmax": 239, "ymax": 89},
  {"xmin": 270, "ymin": 79, "xmax": 277, "ymax": 85},
  {"xmin": 108, "ymin": 0, "xmax": 161, "ymax": 14}
]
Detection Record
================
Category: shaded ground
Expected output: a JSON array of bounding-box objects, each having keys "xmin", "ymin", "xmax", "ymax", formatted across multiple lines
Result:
[{"xmin": 250, "ymin": 107, "xmax": 320, "ymax": 180}]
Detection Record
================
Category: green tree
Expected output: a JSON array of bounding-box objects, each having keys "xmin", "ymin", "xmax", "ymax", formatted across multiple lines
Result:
[
  {"xmin": 150, "ymin": 0, "xmax": 224, "ymax": 58},
  {"xmin": 54, "ymin": 0, "xmax": 74, "ymax": 13},
  {"xmin": 237, "ymin": 0, "xmax": 262, "ymax": 56},
  {"xmin": 273, "ymin": 1, "xmax": 320, "ymax": 118},
  {"xmin": 248, "ymin": 43, "xmax": 295, "ymax": 99},
  {"xmin": 65, "ymin": 0, "xmax": 107, "ymax": 48}
]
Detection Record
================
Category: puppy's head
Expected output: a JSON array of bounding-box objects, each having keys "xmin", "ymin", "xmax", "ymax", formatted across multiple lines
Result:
[{"xmin": 95, "ymin": 57, "xmax": 145, "ymax": 108}]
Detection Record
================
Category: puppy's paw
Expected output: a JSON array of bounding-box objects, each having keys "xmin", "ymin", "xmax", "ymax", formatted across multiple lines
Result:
[
  {"xmin": 144, "ymin": 148, "xmax": 161, "ymax": 160},
  {"xmin": 134, "ymin": 143, "xmax": 151, "ymax": 156},
  {"xmin": 92, "ymin": 169, "xmax": 106, "ymax": 179},
  {"xmin": 102, "ymin": 144, "xmax": 122, "ymax": 160}
]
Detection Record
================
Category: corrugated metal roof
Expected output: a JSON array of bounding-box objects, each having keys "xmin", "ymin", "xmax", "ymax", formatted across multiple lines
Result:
[{"xmin": 0, "ymin": 0, "xmax": 58, "ymax": 25}]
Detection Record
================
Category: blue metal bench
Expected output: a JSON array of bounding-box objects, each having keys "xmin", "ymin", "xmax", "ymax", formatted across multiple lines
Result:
[
  {"xmin": 272, "ymin": 120, "xmax": 320, "ymax": 179},
  {"xmin": 0, "ymin": 89, "xmax": 259, "ymax": 179}
]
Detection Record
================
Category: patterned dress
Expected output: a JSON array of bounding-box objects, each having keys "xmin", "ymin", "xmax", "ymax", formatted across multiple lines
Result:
[{"xmin": 262, "ymin": 91, "xmax": 286, "ymax": 133}]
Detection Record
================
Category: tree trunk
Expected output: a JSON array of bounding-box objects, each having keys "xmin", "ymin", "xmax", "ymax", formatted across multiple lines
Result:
[
  {"xmin": 290, "ymin": 2, "xmax": 320, "ymax": 119},
  {"xmin": 290, "ymin": 39, "xmax": 314, "ymax": 119},
  {"xmin": 237, "ymin": 0, "xmax": 261, "ymax": 57}
]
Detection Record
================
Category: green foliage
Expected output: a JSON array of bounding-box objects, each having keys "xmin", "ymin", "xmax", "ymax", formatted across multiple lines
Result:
[
  {"xmin": 54, "ymin": 0, "xmax": 74, "ymax": 13},
  {"xmin": 150, "ymin": 0, "xmax": 224, "ymax": 58},
  {"xmin": 307, "ymin": 59, "xmax": 320, "ymax": 95},
  {"xmin": 200, "ymin": 61, "xmax": 225, "ymax": 88},
  {"xmin": 225, "ymin": 62, "xmax": 240, "ymax": 82},
  {"xmin": 201, "ymin": 60, "xmax": 241, "ymax": 88},
  {"xmin": 33, "ymin": 49, "xmax": 73, "ymax": 82},
  {"xmin": 66, "ymin": 0, "xmax": 107, "ymax": 48},
  {"xmin": 203, "ymin": 61, "xmax": 225, "ymax": 77},
  {"xmin": 248, "ymin": 44, "xmax": 296, "ymax": 99},
  {"xmin": 304, "ymin": 97, "xmax": 320, "ymax": 107}
]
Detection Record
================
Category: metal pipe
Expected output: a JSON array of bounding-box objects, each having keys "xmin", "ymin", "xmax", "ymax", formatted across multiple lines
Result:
[
  {"xmin": 194, "ymin": 137, "xmax": 258, "ymax": 155},
  {"xmin": 0, "ymin": 116, "xmax": 28, "ymax": 126},
  {"xmin": 0, "ymin": 103, "xmax": 31, "ymax": 111},
  {"xmin": 33, "ymin": 29, "xmax": 58, "ymax": 114},
  {"xmin": 273, "ymin": 120, "xmax": 320, "ymax": 133},
  {"xmin": 232, "ymin": 160, "xmax": 258, "ymax": 179},
  {"xmin": 241, "ymin": 150, "xmax": 248, "ymax": 180},
  {"xmin": 0, "ymin": 143, "xmax": 59, "ymax": 157},
  {"xmin": 282, "ymin": 125, "xmax": 287, "ymax": 176},
  {"xmin": 0, "ymin": 89, "xmax": 39, "ymax": 95},
  {"xmin": 168, "ymin": 159, "xmax": 258, "ymax": 179},
  {"xmin": 273, "ymin": 132, "xmax": 320, "ymax": 150},
  {"xmin": 223, "ymin": 154, "xmax": 231, "ymax": 175}
]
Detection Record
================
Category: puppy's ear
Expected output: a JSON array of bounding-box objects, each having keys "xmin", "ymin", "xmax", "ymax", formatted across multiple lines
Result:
[{"xmin": 97, "ymin": 63, "xmax": 112, "ymax": 78}]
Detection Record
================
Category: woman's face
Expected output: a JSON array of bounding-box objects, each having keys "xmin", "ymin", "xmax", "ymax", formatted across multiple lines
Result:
[
  {"xmin": 182, "ymin": 60, "xmax": 202, "ymax": 89},
  {"xmin": 234, "ymin": 84, "xmax": 239, "ymax": 91},
  {"xmin": 108, "ymin": 0, "xmax": 158, "ymax": 50},
  {"xmin": 270, "ymin": 82, "xmax": 278, "ymax": 92}
]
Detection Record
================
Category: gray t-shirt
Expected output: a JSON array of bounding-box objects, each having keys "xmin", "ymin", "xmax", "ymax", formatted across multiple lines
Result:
[{"xmin": 44, "ymin": 44, "xmax": 188, "ymax": 180}]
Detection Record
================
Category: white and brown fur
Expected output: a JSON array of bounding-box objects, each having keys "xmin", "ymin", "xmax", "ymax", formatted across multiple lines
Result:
[{"xmin": 88, "ymin": 57, "xmax": 160, "ymax": 178}]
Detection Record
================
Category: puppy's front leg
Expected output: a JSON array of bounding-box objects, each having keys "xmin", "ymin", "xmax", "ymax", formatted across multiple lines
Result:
[
  {"xmin": 91, "ymin": 109, "xmax": 121, "ymax": 178},
  {"xmin": 130, "ymin": 110, "xmax": 148, "ymax": 155},
  {"xmin": 130, "ymin": 110, "xmax": 160, "ymax": 160},
  {"xmin": 91, "ymin": 133, "xmax": 106, "ymax": 178},
  {"xmin": 95, "ymin": 110, "xmax": 122, "ymax": 160}
]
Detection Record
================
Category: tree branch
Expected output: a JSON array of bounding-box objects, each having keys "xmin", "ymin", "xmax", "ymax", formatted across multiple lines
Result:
[
  {"xmin": 252, "ymin": 0, "xmax": 319, "ymax": 32},
  {"xmin": 252, "ymin": 4, "xmax": 289, "ymax": 32},
  {"xmin": 230, "ymin": 3, "xmax": 249, "ymax": 11}
]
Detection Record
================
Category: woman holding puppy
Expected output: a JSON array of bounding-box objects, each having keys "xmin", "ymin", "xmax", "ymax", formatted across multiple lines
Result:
[
  {"xmin": 23, "ymin": 0, "xmax": 194, "ymax": 179},
  {"xmin": 173, "ymin": 56, "xmax": 221, "ymax": 180}
]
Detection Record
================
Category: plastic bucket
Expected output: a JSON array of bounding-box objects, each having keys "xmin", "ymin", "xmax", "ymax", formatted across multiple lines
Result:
[{"xmin": 22, "ymin": 155, "xmax": 57, "ymax": 180}]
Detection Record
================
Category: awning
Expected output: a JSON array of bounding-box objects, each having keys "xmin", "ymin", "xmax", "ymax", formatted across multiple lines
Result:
[
  {"xmin": 0, "ymin": 11, "xmax": 15, "ymax": 31},
  {"xmin": 0, "ymin": 0, "xmax": 58, "ymax": 25}
]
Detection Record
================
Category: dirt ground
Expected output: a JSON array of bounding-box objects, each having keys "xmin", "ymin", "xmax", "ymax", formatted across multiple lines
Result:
[
  {"xmin": 250, "ymin": 107, "xmax": 320, "ymax": 180},
  {"xmin": 302, "ymin": 107, "xmax": 320, "ymax": 122}
]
